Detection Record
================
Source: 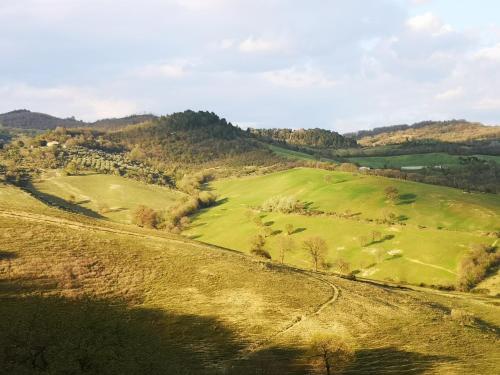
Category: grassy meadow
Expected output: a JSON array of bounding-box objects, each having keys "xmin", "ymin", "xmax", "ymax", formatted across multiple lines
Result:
[
  {"xmin": 184, "ymin": 168, "xmax": 500, "ymax": 286},
  {"xmin": 0, "ymin": 182, "xmax": 499, "ymax": 373},
  {"xmin": 32, "ymin": 171, "xmax": 184, "ymax": 223}
]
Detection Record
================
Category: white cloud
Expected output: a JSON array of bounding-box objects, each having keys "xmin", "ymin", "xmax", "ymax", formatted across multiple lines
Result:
[
  {"xmin": 474, "ymin": 43, "xmax": 500, "ymax": 61},
  {"xmin": 406, "ymin": 12, "xmax": 452, "ymax": 35},
  {"xmin": 435, "ymin": 87, "xmax": 463, "ymax": 100},
  {"xmin": 136, "ymin": 61, "xmax": 192, "ymax": 79},
  {"xmin": 174, "ymin": 0, "xmax": 228, "ymax": 11},
  {"xmin": 474, "ymin": 97, "xmax": 500, "ymax": 110},
  {"xmin": 238, "ymin": 36, "xmax": 286, "ymax": 53},
  {"xmin": 262, "ymin": 65, "xmax": 336, "ymax": 88}
]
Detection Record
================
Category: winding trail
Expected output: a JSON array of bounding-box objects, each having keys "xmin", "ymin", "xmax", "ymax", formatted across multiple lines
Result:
[{"xmin": 2, "ymin": 208, "xmax": 342, "ymax": 363}]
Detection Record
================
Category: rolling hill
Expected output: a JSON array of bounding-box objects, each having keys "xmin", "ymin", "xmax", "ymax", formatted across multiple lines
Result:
[
  {"xmin": 0, "ymin": 109, "xmax": 157, "ymax": 130},
  {"xmin": 0, "ymin": 182, "xmax": 498, "ymax": 374},
  {"xmin": 183, "ymin": 168, "xmax": 499, "ymax": 287},
  {"xmin": 349, "ymin": 120, "xmax": 500, "ymax": 147}
]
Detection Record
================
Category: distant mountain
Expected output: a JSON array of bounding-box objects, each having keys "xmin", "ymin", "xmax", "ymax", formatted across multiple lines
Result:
[
  {"xmin": 249, "ymin": 127, "xmax": 357, "ymax": 149},
  {"xmin": 0, "ymin": 109, "xmax": 158, "ymax": 130},
  {"xmin": 0, "ymin": 109, "xmax": 84, "ymax": 130},
  {"xmin": 346, "ymin": 120, "xmax": 500, "ymax": 146}
]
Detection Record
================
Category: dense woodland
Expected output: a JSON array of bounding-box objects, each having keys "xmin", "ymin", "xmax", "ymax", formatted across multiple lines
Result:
[{"xmin": 249, "ymin": 127, "xmax": 357, "ymax": 149}]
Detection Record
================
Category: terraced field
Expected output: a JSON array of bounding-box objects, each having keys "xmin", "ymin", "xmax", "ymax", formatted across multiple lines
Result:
[
  {"xmin": 184, "ymin": 168, "xmax": 500, "ymax": 286},
  {"xmin": 0, "ymin": 183, "xmax": 498, "ymax": 374}
]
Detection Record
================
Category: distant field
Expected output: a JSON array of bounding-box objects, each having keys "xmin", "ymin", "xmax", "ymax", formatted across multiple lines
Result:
[
  {"xmin": 347, "ymin": 153, "xmax": 500, "ymax": 169},
  {"xmin": 32, "ymin": 171, "xmax": 184, "ymax": 223},
  {"xmin": 268, "ymin": 144, "xmax": 336, "ymax": 162},
  {"xmin": 184, "ymin": 168, "xmax": 500, "ymax": 286}
]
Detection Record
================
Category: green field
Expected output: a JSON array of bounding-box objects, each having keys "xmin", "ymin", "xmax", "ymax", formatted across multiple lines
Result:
[
  {"xmin": 184, "ymin": 168, "xmax": 499, "ymax": 286},
  {"xmin": 268, "ymin": 144, "xmax": 336, "ymax": 162},
  {"xmin": 347, "ymin": 153, "xmax": 500, "ymax": 169},
  {"xmin": 32, "ymin": 171, "xmax": 184, "ymax": 223}
]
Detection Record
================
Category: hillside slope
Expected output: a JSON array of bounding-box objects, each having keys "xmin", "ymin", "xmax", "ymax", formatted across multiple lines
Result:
[
  {"xmin": 0, "ymin": 109, "xmax": 157, "ymax": 130},
  {"xmin": 0, "ymin": 183, "xmax": 498, "ymax": 374},
  {"xmin": 353, "ymin": 120, "xmax": 500, "ymax": 146},
  {"xmin": 184, "ymin": 168, "xmax": 499, "ymax": 286}
]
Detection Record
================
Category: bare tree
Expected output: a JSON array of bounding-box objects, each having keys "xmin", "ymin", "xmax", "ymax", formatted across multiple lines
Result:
[
  {"xmin": 303, "ymin": 236, "xmax": 328, "ymax": 272},
  {"xmin": 335, "ymin": 258, "xmax": 350, "ymax": 275},
  {"xmin": 371, "ymin": 230, "xmax": 382, "ymax": 243},
  {"xmin": 285, "ymin": 223, "xmax": 294, "ymax": 236},
  {"xmin": 278, "ymin": 235, "xmax": 294, "ymax": 264},
  {"xmin": 309, "ymin": 334, "xmax": 353, "ymax": 375}
]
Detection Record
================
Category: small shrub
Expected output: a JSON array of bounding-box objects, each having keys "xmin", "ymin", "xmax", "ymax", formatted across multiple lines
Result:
[{"xmin": 450, "ymin": 309, "xmax": 474, "ymax": 326}]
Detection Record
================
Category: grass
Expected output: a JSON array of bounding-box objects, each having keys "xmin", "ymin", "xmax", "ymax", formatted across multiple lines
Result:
[
  {"xmin": 347, "ymin": 153, "xmax": 500, "ymax": 169},
  {"xmin": 184, "ymin": 168, "xmax": 500, "ymax": 286},
  {"xmin": 268, "ymin": 144, "xmax": 335, "ymax": 162},
  {"xmin": 32, "ymin": 171, "xmax": 184, "ymax": 223},
  {"xmin": 0, "ymin": 182, "xmax": 499, "ymax": 374}
]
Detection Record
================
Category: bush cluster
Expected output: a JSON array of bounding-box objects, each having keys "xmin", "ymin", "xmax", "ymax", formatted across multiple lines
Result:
[
  {"xmin": 261, "ymin": 196, "xmax": 304, "ymax": 214},
  {"xmin": 456, "ymin": 244, "xmax": 499, "ymax": 291}
]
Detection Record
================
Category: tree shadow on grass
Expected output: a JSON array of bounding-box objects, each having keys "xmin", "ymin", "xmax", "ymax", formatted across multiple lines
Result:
[
  {"xmin": 343, "ymin": 347, "xmax": 456, "ymax": 374},
  {"xmin": 23, "ymin": 184, "xmax": 104, "ymax": 219},
  {"xmin": 0, "ymin": 278, "xmax": 311, "ymax": 375},
  {"xmin": 0, "ymin": 251, "xmax": 17, "ymax": 260},
  {"xmin": 367, "ymin": 234, "xmax": 395, "ymax": 246},
  {"xmin": 398, "ymin": 193, "xmax": 417, "ymax": 205},
  {"xmin": 292, "ymin": 228, "xmax": 307, "ymax": 234}
]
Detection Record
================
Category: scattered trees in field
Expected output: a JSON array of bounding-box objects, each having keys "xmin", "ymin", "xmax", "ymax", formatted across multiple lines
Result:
[
  {"xmin": 456, "ymin": 243, "xmax": 499, "ymax": 291},
  {"xmin": 261, "ymin": 195, "xmax": 304, "ymax": 213},
  {"xmin": 358, "ymin": 235, "xmax": 369, "ymax": 247},
  {"xmin": 371, "ymin": 230, "xmax": 382, "ymax": 242},
  {"xmin": 303, "ymin": 236, "xmax": 328, "ymax": 272},
  {"xmin": 278, "ymin": 235, "xmax": 294, "ymax": 264},
  {"xmin": 335, "ymin": 258, "xmax": 351, "ymax": 275},
  {"xmin": 250, "ymin": 234, "xmax": 271, "ymax": 259},
  {"xmin": 384, "ymin": 186, "xmax": 399, "ymax": 203},
  {"xmin": 132, "ymin": 205, "xmax": 159, "ymax": 229},
  {"xmin": 64, "ymin": 161, "xmax": 79, "ymax": 176},
  {"xmin": 253, "ymin": 216, "xmax": 264, "ymax": 227},
  {"xmin": 308, "ymin": 334, "xmax": 354, "ymax": 375}
]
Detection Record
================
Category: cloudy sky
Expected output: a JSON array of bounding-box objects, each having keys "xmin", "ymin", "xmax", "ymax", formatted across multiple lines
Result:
[{"xmin": 1, "ymin": 0, "xmax": 500, "ymax": 131}]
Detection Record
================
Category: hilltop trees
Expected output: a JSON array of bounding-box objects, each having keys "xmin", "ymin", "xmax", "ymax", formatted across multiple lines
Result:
[{"xmin": 303, "ymin": 236, "xmax": 328, "ymax": 271}]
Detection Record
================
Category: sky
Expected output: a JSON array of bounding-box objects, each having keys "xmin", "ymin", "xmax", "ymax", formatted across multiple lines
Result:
[{"xmin": 1, "ymin": 0, "xmax": 500, "ymax": 132}]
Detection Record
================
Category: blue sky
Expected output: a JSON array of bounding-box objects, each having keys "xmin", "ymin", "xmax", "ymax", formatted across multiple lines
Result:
[{"xmin": 1, "ymin": 0, "xmax": 499, "ymax": 132}]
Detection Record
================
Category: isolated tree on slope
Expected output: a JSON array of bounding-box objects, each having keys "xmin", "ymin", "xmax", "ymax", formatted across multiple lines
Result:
[
  {"xmin": 309, "ymin": 334, "xmax": 353, "ymax": 375},
  {"xmin": 384, "ymin": 186, "xmax": 399, "ymax": 204},
  {"xmin": 303, "ymin": 236, "xmax": 328, "ymax": 272},
  {"xmin": 278, "ymin": 235, "xmax": 294, "ymax": 264}
]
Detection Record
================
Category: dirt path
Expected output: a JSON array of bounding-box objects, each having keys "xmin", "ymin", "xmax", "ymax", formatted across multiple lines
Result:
[{"xmin": 405, "ymin": 257, "xmax": 457, "ymax": 275}]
